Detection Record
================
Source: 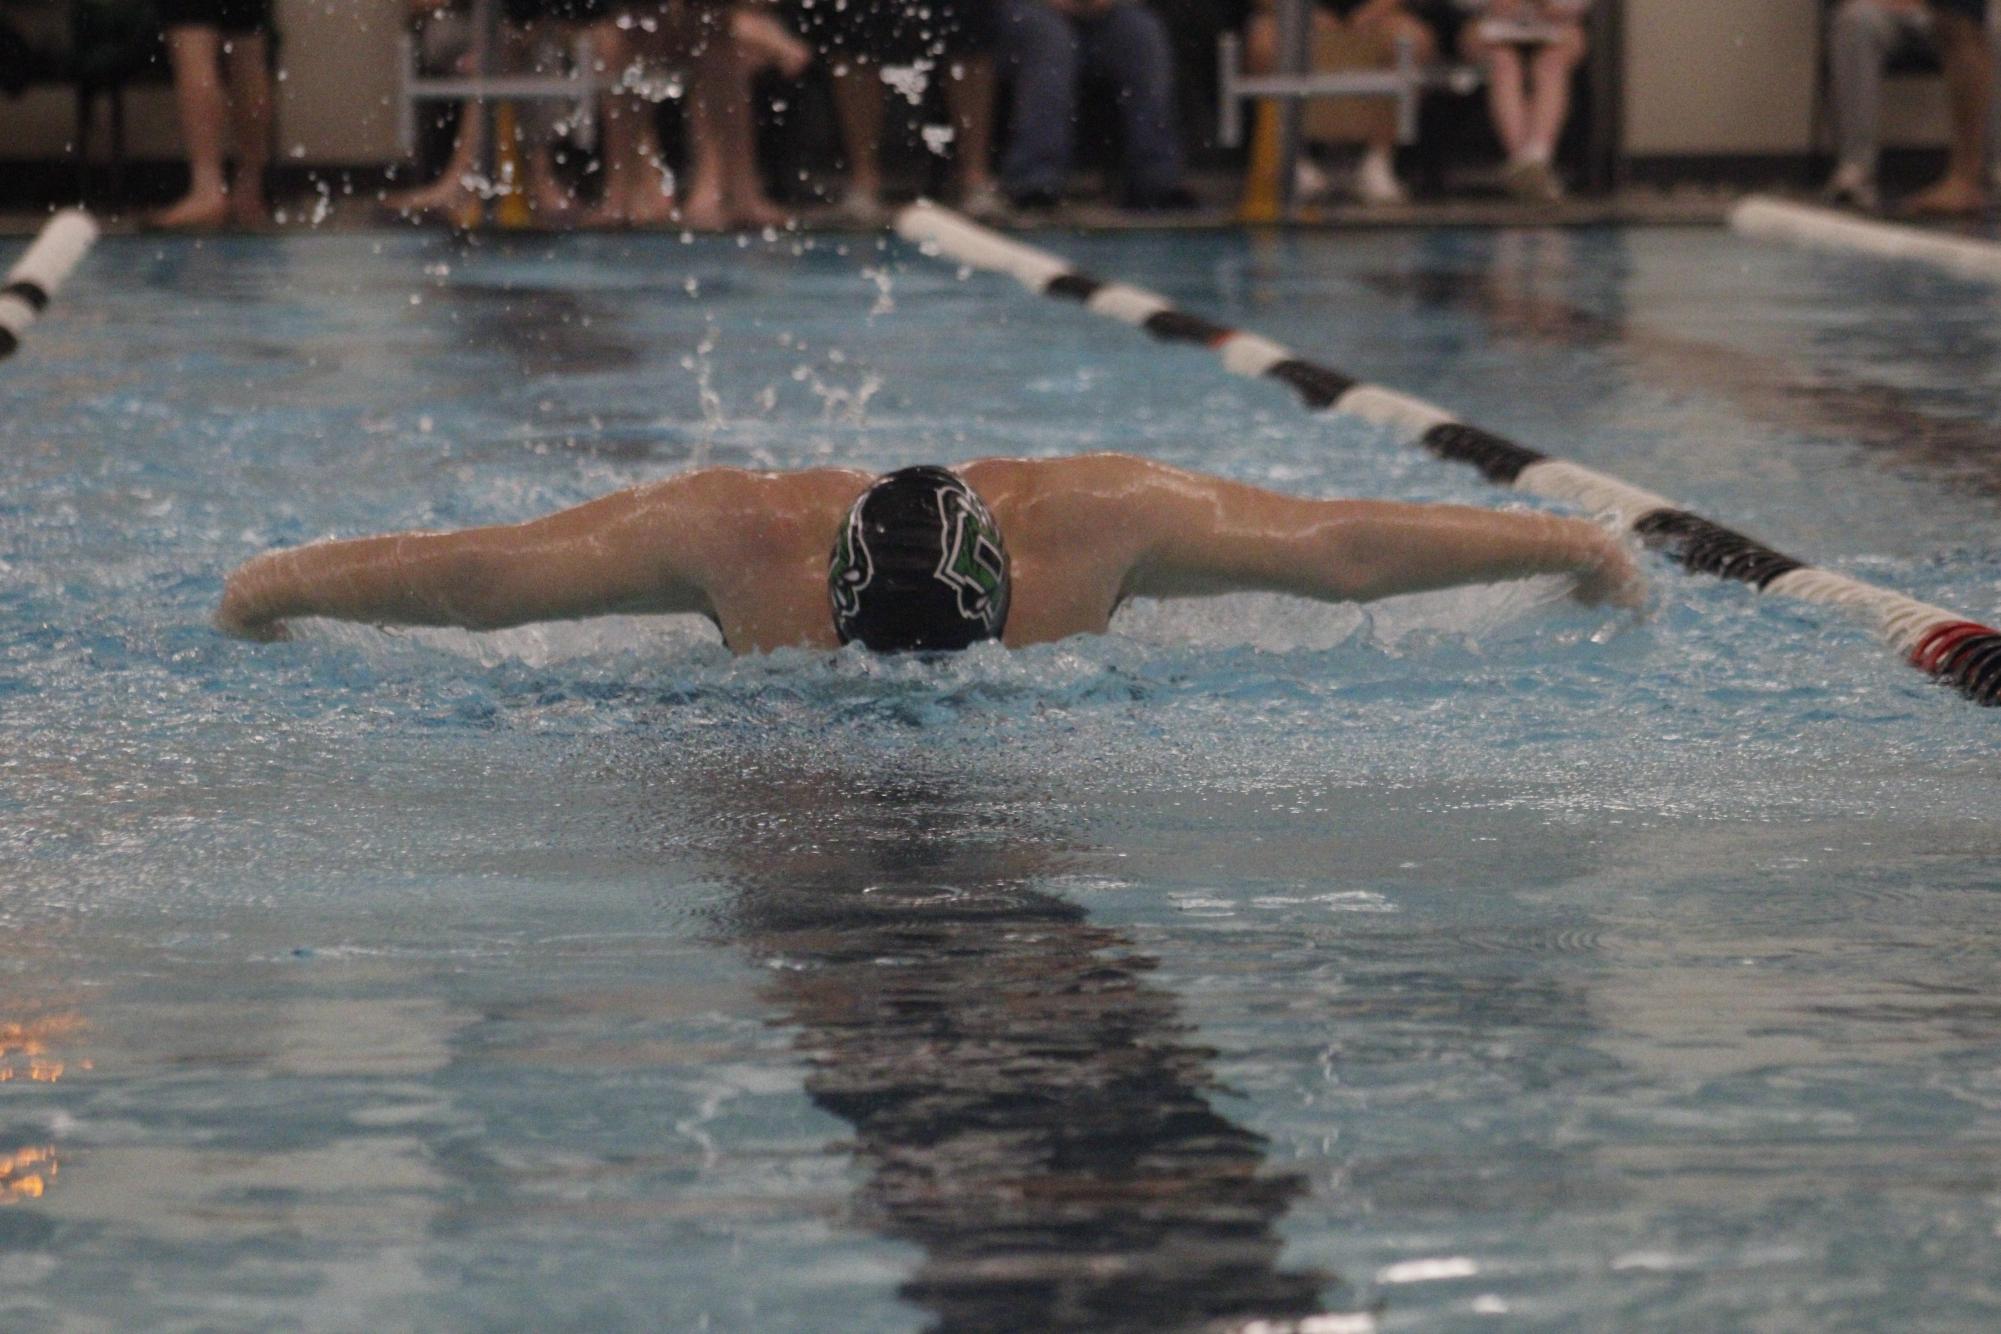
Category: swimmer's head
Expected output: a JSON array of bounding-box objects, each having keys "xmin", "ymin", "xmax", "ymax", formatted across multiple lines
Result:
[{"xmin": 829, "ymin": 466, "xmax": 1011, "ymax": 653}]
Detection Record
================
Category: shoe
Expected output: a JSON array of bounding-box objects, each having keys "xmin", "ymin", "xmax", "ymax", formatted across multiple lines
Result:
[
  {"xmin": 1294, "ymin": 157, "xmax": 1335, "ymax": 202},
  {"xmin": 1823, "ymin": 163, "xmax": 1880, "ymax": 213},
  {"xmin": 1355, "ymin": 151, "xmax": 1409, "ymax": 206},
  {"xmin": 1503, "ymin": 158, "xmax": 1563, "ymax": 204},
  {"xmin": 1120, "ymin": 185, "xmax": 1200, "ymax": 213}
]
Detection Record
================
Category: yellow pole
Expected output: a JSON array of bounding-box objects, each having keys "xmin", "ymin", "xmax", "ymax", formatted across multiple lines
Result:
[
  {"xmin": 1240, "ymin": 101, "xmax": 1283, "ymax": 224},
  {"xmin": 494, "ymin": 102, "xmax": 533, "ymax": 229}
]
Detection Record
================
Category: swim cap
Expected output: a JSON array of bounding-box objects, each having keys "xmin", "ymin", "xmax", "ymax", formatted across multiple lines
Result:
[{"xmin": 829, "ymin": 466, "xmax": 1011, "ymax": 653}]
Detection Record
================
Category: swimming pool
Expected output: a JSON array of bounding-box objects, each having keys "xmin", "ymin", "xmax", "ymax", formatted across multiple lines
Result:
[{"xmin": 3, "ymin": 223, "xmax": 1999, "ymax": 1330}]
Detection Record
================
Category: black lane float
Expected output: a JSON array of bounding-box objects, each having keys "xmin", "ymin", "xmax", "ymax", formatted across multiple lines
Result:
[{"xmin": 895, "ymin": 200, "xmax": 2001, "ymax": 706}]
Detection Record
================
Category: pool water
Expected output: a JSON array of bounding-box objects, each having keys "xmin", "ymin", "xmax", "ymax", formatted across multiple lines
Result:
[{"xmin": 2, "ymin": 225, "xmax": 1999, "ymax": 1330}]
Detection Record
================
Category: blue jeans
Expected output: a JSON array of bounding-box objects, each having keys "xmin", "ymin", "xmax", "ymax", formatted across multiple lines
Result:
[{"xmin": 999, "ymin": 0, "xmax": 1183, "ymax": 198}]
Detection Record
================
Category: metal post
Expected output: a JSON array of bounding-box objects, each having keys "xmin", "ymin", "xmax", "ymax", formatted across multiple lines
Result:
[
  {"xmin": 472, "ymin": 0, "xmax": 502, "ymax": 225},
  {"xmin": 1273, "ymin": 0, "xmax": 1310, "ymax": 219}
]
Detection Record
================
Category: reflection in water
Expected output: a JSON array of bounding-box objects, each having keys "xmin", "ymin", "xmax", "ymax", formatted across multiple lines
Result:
[
  {"xmin": 1362, "ymin": 232, "xmax": 2001, "ymax": 492},
  {"xmin": 667, "ymin": 756, "xmax": 1330, "ymax": 1332},
  {"xmin": 0, "ymin": 1146, "xmax": 57, "ymax": 1202},
  {"xmin": 1, "ymin": 1013, "xmax": 87, "ymax": 1207},
  {"xmin": 442, "ymin": 284, "xmax": 647, "ymax": 378},
  {"xmin": 1, "ymin": 1015, "xmax": 88, "ymax": 1084}
]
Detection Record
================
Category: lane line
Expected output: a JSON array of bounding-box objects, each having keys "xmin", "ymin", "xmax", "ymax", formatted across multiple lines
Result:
[
  {"xmin": 895, "ymin": 199, "xmax": 2001, "ymax": 706},
  {"xmin": 1732, "ymin": 195, "xmax": 2001, "ymax": 285}
]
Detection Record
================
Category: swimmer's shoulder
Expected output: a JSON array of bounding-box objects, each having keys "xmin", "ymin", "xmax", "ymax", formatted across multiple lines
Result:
[
  {"xmin": 620, "ymin": 464, "xmax": 871, "ymax": 520},
  {"xmin": 958, "ymin": 451, "xmax": 1172, "ymax": 500}
]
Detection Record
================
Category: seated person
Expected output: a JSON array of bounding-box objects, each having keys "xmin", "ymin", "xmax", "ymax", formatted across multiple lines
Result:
[
  {"xmin": 215, "ymin": 454, "xmax": 1642, "ymax": 654},
  {"xmin": 588, "ymin": 1, "xmax": 794, "ymax": 229},
  {"xmin": 1242, "ymin": 0, "xmax": 1439, "ymax": 206},
  {"xmin": 1452, "ymin": 0, "xmax": 1591, "ymax": 203},
  {"xmin": 790, "ymin": 0, "xmax": 1002, "ymax": 226},
  {"xmin": 1824, "ymin": 0, "xmax": 1992, "ymax": 215},
  {"xmin": 382, "ymin": 0, "xmax": 599, "ymax": 225},
  {"xmin": 997, "ymin": 0, "xmax": 1190, "ymax": 211}
]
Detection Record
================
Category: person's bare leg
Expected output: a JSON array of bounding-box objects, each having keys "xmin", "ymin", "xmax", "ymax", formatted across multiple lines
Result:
[
  {"xmin": 587, "ymin": 20, "xmax": 674, "ymax": 226},
  {"xmin": 222, "ymin": 31, "xmax": 272, "ymax": 226},
  {"xmin": 732, "ymin": 8, "xmax": 810, "ymax": 79},
  {"xmin": 382, "ymin": 102, "xmax": 486, "ymax": 214},
  {"xmin": 946, "ymin": 55, "xmax": 998, "ymax": 199},
  {"xmin": 705, "ymin": 10, "xmax": 785, "ymax": 227},
  {"xmin": 156, "ymin": 27, "xmax": 231, "ymax": 227},
  {"xmin": 1522, "ymin": 26, "xmax": 1584, "ymax": 164},
  {"xmin": 1476, "ymin": 40, "xmax": 1530, "ymax": 159},
  {"xmin": 830, "ymin": 58, "xmax": 886, "ymax": 211},
  {"xmin": 1907, "ymin": 10, "xmax": 1991, "ymax": 215},
  {"xmin": 1356, "ymin": 10, "xmax": 1437, "ymax": 201},
  {"xmin": 673, "ymin": 7, "xmax": 739, "ymax": 229}
]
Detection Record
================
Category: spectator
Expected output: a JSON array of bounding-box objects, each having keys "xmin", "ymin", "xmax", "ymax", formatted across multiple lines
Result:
[
  {"xmin": 793, "ymin": 0, "xmax": 1003, "ymax": 226},
  {"xmin": 1454, "ymin": 0, "xmax": 1591, "ymax": 202},
  {"xmin": 1824, "ymin": 0, "xmax": 1992, "ymax": 215},
  {"xmin": 590, "ymin": 3, "xmax": 802, "ymax": 228},
  {"xmin": 383, "ymin": 0, "xmax": 606, "ymax": 225},
  {"xmin": 997, "ymin": 0, "xmax": 1189, "ymax": 212},
  {"xmin": 153, "ymin": 0, "xmax": 274, "ymax": 228},
  {"xmin": 1242, "ymin": 0, "xmax": 1439, "ymax": 205}
]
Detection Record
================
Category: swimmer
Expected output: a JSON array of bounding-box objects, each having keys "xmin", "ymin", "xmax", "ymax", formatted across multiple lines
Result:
[{"xmin": 215, "ymin": 453, "xmax": 1643, "ymax": 653}]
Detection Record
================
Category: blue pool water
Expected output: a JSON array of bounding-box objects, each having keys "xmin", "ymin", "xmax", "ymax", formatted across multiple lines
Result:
[{"xmin": 2, "ymin": 224, "xmax": 1999, "ymax": 1330}]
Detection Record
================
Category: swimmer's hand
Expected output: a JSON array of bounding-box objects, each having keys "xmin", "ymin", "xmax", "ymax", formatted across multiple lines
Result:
[
  {"xmin": 1569, "ymin": 530, "xmax": 1646, "ymax": 611},
  {"xmin": 216, "ymin": 553, "xmax": 292, "ymax": 641},
  {"xmin": 215, "ymin": 607, "xmax": 290, "ymax": 642}
]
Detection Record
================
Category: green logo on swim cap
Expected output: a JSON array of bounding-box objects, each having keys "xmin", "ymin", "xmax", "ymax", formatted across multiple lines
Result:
[{"xmin": 933, "ymin": 485, "xmax": 1007, "ymax": 628}]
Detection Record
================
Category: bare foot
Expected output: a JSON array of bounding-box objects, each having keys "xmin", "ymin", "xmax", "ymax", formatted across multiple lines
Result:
[
  {"xmin": 729, "ymin": 195, "xmax": 789, "ymax": 231},
  {"xmin": 229, "ymin": 194, "xmax": 270, "ymax": 230},
  {"xmin": 677, "ymin": 191, "xmax": 731, "ymax": 232},
  {"xmin": 381, "ymin": 180, "xmax": 467, "ymax": 215},
  {"xmin": 382, "ymin": 186, "xmax": 482, "ymax": 228},
  {"xmin": 152, "ymin": 190, "xmax": 230, "ymax": 230},
  {"xmin": 529, "ymin": 185, "xmax": 583, "ymax": 226},
  {"xmin": 1904, "ymin": 177, "xmax": 1988, "ymax": 218},
  {"xmin": 625, "ymin": 183, "xmax": 680, "ymax": 227}
]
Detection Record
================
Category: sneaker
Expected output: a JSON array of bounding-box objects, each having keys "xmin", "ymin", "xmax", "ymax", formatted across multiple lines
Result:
[
  {"xmin": 1294, "ymin": 157, "xmax": 1335, "ymax": 203},
  {"xmin": 1823, "ymin": 162, "xmax": 1880, "ymax": 212},
  {"xmin": 1355, "ymin": 151, "xmax": 1409, "ymax": 206}
]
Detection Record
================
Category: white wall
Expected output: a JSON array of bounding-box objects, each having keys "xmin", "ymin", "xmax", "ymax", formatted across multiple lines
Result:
[
  {"xmin": 1622, "ymin": 0, "xmax": 1948, "ymax": 157},
  {"xmin": 1, "ymin": 0, "xmax": 403, "ymax": 165}
]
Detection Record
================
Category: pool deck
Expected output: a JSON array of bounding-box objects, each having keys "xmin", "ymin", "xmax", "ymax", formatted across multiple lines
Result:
[{"xmin": 0, "ymin": 186, "xmax": 1741, "ymax": 240}]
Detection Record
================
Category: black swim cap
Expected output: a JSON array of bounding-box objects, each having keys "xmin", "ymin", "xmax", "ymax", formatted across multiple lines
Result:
[{"xmin": 829, "ymin": 466, "xmax": 1011, "ymax": 653}]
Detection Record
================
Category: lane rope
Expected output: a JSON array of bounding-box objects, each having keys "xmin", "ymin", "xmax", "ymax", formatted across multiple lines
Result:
[
  {"xmin": 1731, "ymin": 195, "xmax": 2001, "ymax": 285},
  {"xmin": 894, "ymin": 199, "xmax": 2001, "ymax": 706},
  {"xmin": 0, "ymin": 210, "xmax": 99, "ymax": 362}
]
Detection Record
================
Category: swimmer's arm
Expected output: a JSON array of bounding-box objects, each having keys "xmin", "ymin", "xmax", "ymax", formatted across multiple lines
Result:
[
  {"xmin": 1124, "ymin": 474, "xmax": 1643, "ymax": 609},
  {"xmin": 216, "ymin": 482, "xmax": 719, "ymax": 638}
]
